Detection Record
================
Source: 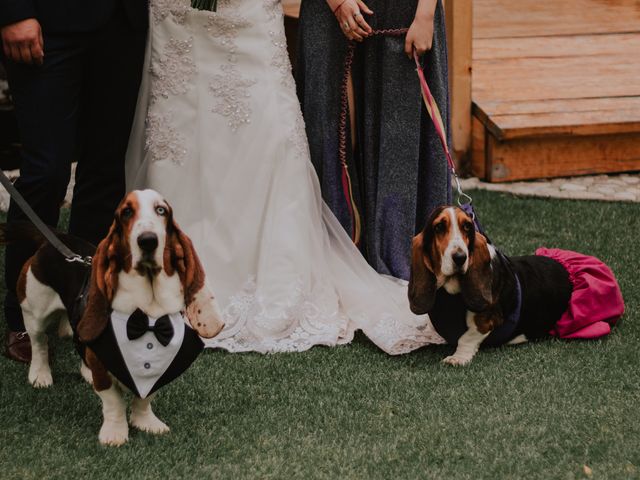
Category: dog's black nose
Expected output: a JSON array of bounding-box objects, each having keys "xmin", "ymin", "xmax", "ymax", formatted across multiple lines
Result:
[
  {"xmin": 452, "ymin": 251, "xmax": 467, "ymax": 267},
  {"xmin": 137, "ymin": 232, "xmax": 158, "ymax": 253}
]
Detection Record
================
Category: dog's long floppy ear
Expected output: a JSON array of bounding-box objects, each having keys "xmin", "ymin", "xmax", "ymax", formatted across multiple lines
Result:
[
  {"xmin": 408, "ymin": 233, "xmax": 438, "ymax": 314},
  {"xmin": 164, "ymin": 216, "xmax": 204, "ymax": 305},
  {"xmin": 460, "ymin": 232, "xmax": 494, "ymax": 312},
  {"xmin": 164, "ymin": 213, "xmax": 224, "ymax": 339},
  {"xmin": 77, "ymin": 223, "xmax": 122, "ymax": 343}
]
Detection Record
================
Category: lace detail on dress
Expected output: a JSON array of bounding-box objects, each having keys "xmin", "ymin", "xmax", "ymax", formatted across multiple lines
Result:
[
  {"xmin": 145, "ymin": 111, "xmax": 188, "ymax": 166},
  {"xmin": 263, "ymin": 0, "xmax": 282, "ymax": 20},
  {"xmin": 150, "ymin": 37, "xmax": 197, "ymax": 104},
  {"xmin": 205, "ymin": 276, "xmax": 352, "ymax": 353},
  {"xmin": 291, "ymin": 113, "xmax": 310, "ymax": 159},
  {"xmin": 209, "ymin": 64, "xmax": 257, "ymax": 132},
  {"xmin": 205, "ymin": 12, "xmax": 251, "ymax": 63},
  {"xmin": 151, "ymin": 0, "xmax": 190, "ymax": 25},
  {"xmin": 205, "ymin": 11, "xmax": 256, "ymax": 131},
  {"xmin": 366, "ymin": 314, "xmax": 446, "ymax": 355},
  {"xmin": 269, "ymin": 29, "xmax": 296, "ymax": 91},
  {"xmin": 265, "ymin": 19, "xmax": 308, "ymax": 157}
]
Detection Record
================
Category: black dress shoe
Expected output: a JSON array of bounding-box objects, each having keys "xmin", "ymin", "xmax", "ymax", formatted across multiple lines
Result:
[{"xmin": 5, "ymin": 331, "xmax": 31, "ymax": 363}]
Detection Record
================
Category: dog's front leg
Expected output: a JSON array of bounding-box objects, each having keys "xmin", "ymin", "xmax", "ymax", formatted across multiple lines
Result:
[
  {"xmin": 80, "ymin": 360, "xmax": 93, "ymax": 385},
  {"xmin": 442, "ymin": 311, "xmax": 490, "ymax": 366},
  {"xmin": 96, "ymin": 384, "xmax": 129, "ymax": 446},
  {"xmin": 130, "ymin": 394, "xmax": 170, "ymax": 435},
  {"xmin": 85, "ymin": 349, "xmax": 129, "ymax": 446},
  {"xmin": 57, "ymin": 315, "xmax": 73, "ymax": 339},
  {"xmin": 22, "ymin": 307, "xmax": 53, "ymax": 388}
]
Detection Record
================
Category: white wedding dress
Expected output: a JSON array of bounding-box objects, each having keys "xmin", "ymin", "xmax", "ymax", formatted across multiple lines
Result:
[{"xmin": 126, "ymin": 0, "xmax": 444, "ymax": 354}]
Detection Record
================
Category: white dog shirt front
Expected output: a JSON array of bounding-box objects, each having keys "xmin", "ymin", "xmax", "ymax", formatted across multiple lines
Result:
[{"xmin": 110, "ymin": 310, "xmax": 185, "ymax": 398}]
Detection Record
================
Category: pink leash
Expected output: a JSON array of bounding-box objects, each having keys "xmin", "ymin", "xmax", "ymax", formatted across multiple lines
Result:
[
  {"xmin": 412, "ymin": 49, "xmax": 472, "ymax": 208},
  {"xmin": 338, "ymin": 31, "xmax": 472, "ymax": 244}
]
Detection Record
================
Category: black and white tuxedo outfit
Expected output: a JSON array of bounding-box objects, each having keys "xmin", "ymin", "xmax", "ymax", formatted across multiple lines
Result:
[{"xmin": 77, "ymin": 308, "xmax": 204, "ymax": 399}]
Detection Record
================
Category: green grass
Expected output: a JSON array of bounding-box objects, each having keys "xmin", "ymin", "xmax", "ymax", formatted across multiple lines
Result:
[{"xmin": 1, "ymin": 190, "xmax": 639, "ymax": 479}]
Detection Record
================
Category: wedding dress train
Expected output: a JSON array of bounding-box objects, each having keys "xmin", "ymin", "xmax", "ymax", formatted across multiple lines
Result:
[{"xmin": 126, "ymin": 0, "xmax": 444, "ymax": 354}]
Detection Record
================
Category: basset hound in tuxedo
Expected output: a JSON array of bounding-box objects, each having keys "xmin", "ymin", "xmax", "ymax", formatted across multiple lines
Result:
[
  {"xmin": 2, "ymin": 189, "xmax": 224, "ymax": 446},
  {"xmin": 408, "ymin": 206, "xmax": 623, "ymax": 366}
]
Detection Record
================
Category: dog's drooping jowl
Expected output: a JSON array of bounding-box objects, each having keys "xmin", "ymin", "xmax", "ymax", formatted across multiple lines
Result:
[
  {"xmin": 408, "ymin": 206, "xmax": 624, "ymax": 366},
  {"xmin": 1, "ymin": 189, "xmax": 225, "ymax": 446}
]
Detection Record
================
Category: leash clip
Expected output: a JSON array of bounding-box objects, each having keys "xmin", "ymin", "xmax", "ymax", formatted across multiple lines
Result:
[
  {"xmin": 65, "ymin": 255, "xmax": 93, "ymax": 267},
  {"xmin": 453, "ymin": 174, "xmax": 473, "ymax": 212}
]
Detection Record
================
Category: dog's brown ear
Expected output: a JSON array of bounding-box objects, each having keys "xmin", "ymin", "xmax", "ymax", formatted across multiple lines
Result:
[
  {"xmin": 164, "ymin": 216, "xmax": 225, "ymax": 339},
  {"xmin": 164, "ymin": 218, "xmax": 205, "ymax": 306},
  {"xmin": 460, "ymin": 232, "xmax": 493, "ymax": 312},
  {"xmin": 408, "ymin": 233, "xmax": 438, "ymax": 314},
  {"xmin": 77, "ymin": 225, "xmax": 121, "ymax": 342}
]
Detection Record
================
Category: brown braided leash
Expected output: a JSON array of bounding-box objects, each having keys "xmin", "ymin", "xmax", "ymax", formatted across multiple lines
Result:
[{"xmin": 338, "ymin": 28, "xmax": 409, "ymax": 245}]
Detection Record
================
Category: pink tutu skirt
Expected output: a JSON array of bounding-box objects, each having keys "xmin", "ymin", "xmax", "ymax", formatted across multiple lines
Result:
[{"xmin": 536, "ymin": 248, "xmax": 624, "ymax": 339}]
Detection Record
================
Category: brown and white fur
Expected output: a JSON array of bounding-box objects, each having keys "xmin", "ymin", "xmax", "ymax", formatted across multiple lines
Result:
[
  {"xmin": 408, "ymin": 206, "xmax": 572, "ymax": 366},
  {"xmin": 3, "ymin": 189, "xmax": 225, "ymax": 446}
]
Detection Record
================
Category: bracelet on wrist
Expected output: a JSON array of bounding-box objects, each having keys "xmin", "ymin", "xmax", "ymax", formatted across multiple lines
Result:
[{"xmin": 327, "ymin": 0, "xmax": 348, "ymax": 14}]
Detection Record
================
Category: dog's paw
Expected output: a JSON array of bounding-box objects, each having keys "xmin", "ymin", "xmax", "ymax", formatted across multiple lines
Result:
[
  {"xmin": 99, "ymin": 421, "xmax": 129, "ymax": 446},
  {"xmin": 442, "ymin": 355, "xmax": 472, "ymax": 367},
  {"xmin": 28, "ymin": 366, "xmax": 53, "ymax": 388},
  {"xmin": 130, "ymin": 412, "xmax": 170, "ymax": 435},
  {"xmin": 57, "ymin": 318, "xmax": 73, "ymax": 339},
  {"xmin": 80, "ymin": 361, "xmax": 93, "ymax": 385}
]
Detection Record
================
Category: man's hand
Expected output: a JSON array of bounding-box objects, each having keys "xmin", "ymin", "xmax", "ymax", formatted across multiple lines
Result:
[{"xmin": 1, "ymin": 18, "xmax": 44, "ymax": 65}]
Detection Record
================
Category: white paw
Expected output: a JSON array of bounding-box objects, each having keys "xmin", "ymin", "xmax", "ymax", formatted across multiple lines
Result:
[
  {"xmin": 442, "ymin": 355, "xmax": 472, "ymax": 367},
  {"xmin": 28, "ymin": 366, "xmax": 53, "ymax": 388},
  {"xmin": 130, "ymin": 412, "xmax": 170, "ymax": 435},
  {"xmin": 99, "ymin": 420, "xmax": 129, "ymax": 446},
  {"xmin": 80, "ymin": 361, "xmax": 93, "ymax": 385},
  {"xmin": 57, "ymin": 318, "xmax": 74, "ymax": 338}
]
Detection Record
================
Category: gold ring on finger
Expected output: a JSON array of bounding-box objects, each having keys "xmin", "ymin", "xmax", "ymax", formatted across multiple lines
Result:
[{"xmin": 343, "ymin": 22, "xmax": 350, "ymax": 31}]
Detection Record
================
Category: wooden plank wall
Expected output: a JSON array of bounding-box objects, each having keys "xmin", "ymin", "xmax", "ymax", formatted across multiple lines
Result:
[
  {"xmin": 472, "ymin": 0, "xmax": 640, "ymax": 181},
  {"xmin": 445, "ymin": 0, "xmax": 473, "ymax": 171}
]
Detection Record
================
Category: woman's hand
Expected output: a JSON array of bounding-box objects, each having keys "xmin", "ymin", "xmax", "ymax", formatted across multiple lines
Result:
[
  {"xmin": 404, "ymin": 13, "xmax": 435, "ymax": 58},
  {"xmin": 333, "ymin": 0, "xmax": 373, "ymax": 42}
]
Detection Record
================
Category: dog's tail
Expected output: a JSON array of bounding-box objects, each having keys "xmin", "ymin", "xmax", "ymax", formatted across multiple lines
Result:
[{"xmin": 0, "ymin": 221, "xmax": 50, "ymax": 251}]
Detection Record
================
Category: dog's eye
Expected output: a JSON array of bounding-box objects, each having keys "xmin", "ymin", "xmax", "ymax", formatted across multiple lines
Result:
[
  {"xmin": 434, "ymin": 222, "xmax": 446, "ymax": 234},
  {"xmin": 156, "ymin": 206, "xmax": 167, "ymax": 216},
  {"xmin": 462, "ymin": 222, "xmax": 473, "ymax": 233},
  {"xmin": 121, "ymin": 207, "xmax": 134, "ymax": 219}
]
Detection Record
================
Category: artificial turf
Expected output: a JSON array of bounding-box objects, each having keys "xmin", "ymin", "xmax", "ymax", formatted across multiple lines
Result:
[{"xmin": 0, "ymin": 190, "xmax": 638, "ymax": 479}]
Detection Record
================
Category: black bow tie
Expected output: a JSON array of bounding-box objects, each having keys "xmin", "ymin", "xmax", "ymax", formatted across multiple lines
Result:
[{"xmin": 126, "ymin": 309, "xmax": 174, "ymax": 347}]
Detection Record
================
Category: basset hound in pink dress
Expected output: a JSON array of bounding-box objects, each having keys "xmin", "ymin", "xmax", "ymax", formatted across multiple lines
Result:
[
  {"xmin": 409, "ymin": 206, "xmax": 624, "ymax": 366},
  {"xmin": 1, "ymin": 190, "xmax": 224, "ymax": 446}
]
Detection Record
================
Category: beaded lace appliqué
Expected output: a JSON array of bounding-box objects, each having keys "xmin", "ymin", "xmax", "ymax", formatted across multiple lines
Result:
[
  {"xmin": 205, "ymin": 13, "xmax": 251, "ymax": 63},
  {"xmin": 263, "ymin": 0, "xmax": 282, "ymax": 20},
  {"xmin": 151, "ymin": 0, "xmax": 190, "ymax": 25},
  {"xmin": 206, "ymin": 276, "xmax": 350, "ymax": 353},
  {"xmin": 146, "ymin": 3, "xmax": 197, "ymax": 165},
  {"xmin": 150, "ymin": 37, "xmax": 197, "ymax": 103},
  {"xmin": 269, "ymin": 29, "xmax": 296, "ymax": 91},
  {"xmin": 209, "ymin": 65, "xmax": 257, "ymax": 132},
  {"xmin": 145, "ymin": 111, "xmax": 188, "ymax": 166},
  {"xmin": 206, "ymin": 11, "xmax": 256, "ymax": 131}
]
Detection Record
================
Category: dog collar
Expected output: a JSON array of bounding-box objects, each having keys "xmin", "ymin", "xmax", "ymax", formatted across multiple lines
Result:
[{"xmin": 484, "ymin": 271, "xmax": 522, "ymax": 346}]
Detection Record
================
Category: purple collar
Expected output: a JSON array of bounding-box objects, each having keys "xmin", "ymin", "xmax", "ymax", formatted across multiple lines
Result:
[{"xmin": 484, "ymin": 252, "xmax": 522, "ymax": 346}]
